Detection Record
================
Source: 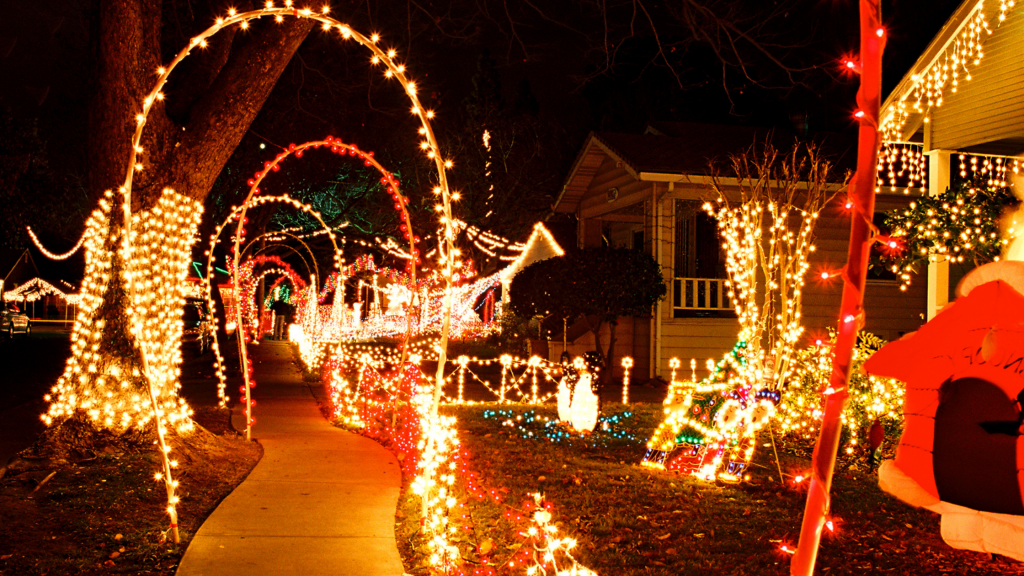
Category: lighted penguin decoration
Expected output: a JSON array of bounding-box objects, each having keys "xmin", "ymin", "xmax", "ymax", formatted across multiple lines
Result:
[{"xmin": 556, "ymin": 357, "xmax": 599, "ymax": 432}]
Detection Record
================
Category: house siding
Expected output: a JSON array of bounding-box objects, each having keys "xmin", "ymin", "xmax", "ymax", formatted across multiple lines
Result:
[
  {"xmin": 560, "ymin": 133, "xmax": 928, "ymax": 383},
  {"xmin": 546, "ymin": 316, "xmax": 650, "ymax": 378},
  {"xmin": 930, "ymin": 6, "xmax": 1024, "ymax": 150}
]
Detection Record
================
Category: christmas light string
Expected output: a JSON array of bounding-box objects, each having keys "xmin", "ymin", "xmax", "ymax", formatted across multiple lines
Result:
[
  {"xmin": 227, "ymin": 137, "xmax": 422, "ymax": 439},
  {"xmin": 775, "ymin": 332, "xmax": 904, "ymax": 458},
  {"xmin": 42, "ymin": 188, "xmax": 203, "ymax": 544},
  {"xmin": 111, "ymin": 7, "xmax": 461, "ymax": 453},
  {"xmin": 792, "ymin": 0, "xmax": 885, "ymax": 570},
  {"xmin": 320, "ymin": 350, "xmax": 597, "ymax": 575},
  {"xmin": 876, "ymin": 142, "xmax": 927, "ymax": 195},
  {"xmin": 26, "ymin": 225, "xmax": 87, "ymax": 260},
  {"xmin": 39, "ymin": 3, "xmax": 464, "ymax": 543},
  {"xmin": 203, "ymin": 193, "xmax": 340, "ymax": 407},
  {"xmin": 879, "ymin": 0, "xmax": 1020, "ymax": 143},
  {"xmin": 881, "ymin": 181, "xmax": 1016, "ymax": 290},
  {"xmin": 3, "ymin": 277, "xmax": 82, "ymax": 306},
  {"xmin": 241, "ymin": 229, "xmax": 320, "ymax": 286}
]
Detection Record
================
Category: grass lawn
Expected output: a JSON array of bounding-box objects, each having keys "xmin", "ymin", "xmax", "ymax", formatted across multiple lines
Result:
[
  {"xmin": 394, "ymin": 402, "xmax": 1024, "ymax": 576},
  {"xmin": 0, "ymin": 405, "xmax": 261, "ymax": 575}
]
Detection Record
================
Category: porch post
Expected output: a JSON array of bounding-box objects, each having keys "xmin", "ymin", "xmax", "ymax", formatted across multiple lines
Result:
[
  {"xmin": 651, "ymin": 183, "xmax": 661, "ymax": 379},
  {"xmin": 925, "ymin": 148, "xmax": 951, "ymax": 319}
]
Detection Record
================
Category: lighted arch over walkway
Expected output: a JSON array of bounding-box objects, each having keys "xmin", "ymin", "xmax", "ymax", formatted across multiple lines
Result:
[
  {"xmin": 228, "ymin": 137, "xmax": 420, "ymax": 437},
  {"xmin": 116, "ymin": 9, "xmax": 461, "ymax": 425}
]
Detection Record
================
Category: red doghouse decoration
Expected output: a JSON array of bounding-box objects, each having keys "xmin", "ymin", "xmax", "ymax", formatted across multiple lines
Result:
[{"xmin": 865, "ymin": 264, "xmax": 1024, "ymax": 561}]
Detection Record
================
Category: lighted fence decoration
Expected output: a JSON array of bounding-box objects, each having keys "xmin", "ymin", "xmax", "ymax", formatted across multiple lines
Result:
[{"xmin": 319, "ymin": 349, "xmax": 596, "ymax": 575}]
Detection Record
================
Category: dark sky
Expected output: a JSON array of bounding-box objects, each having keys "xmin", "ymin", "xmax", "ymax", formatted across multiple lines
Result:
[
  {"xmin": 0, "ymin": 0, "xmax": 967, "ymax": 130},
  {"xmin": 0, "ymin": 0, "xmax": 969, "ymax": 255}
]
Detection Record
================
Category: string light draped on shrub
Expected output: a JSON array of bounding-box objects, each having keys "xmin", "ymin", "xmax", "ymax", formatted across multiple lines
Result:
[
  {"xmin": 879, "ymin": 182, "xmax": 1018, "ymax": 290},
  {"xmin": 776, "ymin": 332, "xmax": 904, "ymax": 457}
]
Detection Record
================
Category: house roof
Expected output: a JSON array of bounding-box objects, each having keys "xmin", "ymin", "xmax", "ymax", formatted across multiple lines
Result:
[
  {"xmin": 554, "ymin": 122, "xmax": 856, "ymax": 214},
  {"xmin": 880, "ymin": 0, "xmax": 1024, "ymax": 153},
  {"xmin": 0, "ymin": 248, "xmax": 39, "ymax": 288}
]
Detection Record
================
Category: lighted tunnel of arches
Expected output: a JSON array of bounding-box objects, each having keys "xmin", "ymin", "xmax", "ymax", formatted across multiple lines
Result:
[
  {"xmin": 46, "ymin": 5, "xmax": 465, "ymax": 541},
  {"xmin": 203, "ymin": 194, "xmax": 341, "ymax": 407},
  {"xmin": 225, "ymin": 136, "xmax": 421, "ymax": 437}
]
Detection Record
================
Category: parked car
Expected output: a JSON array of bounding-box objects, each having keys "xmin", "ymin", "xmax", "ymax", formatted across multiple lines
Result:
[
  {"xmin": 1, "ymin": 304, "xmax": 31, "ymax": 338},
  {"xmin": 182, "ymin": 299, "xmax": 211, "ymax": 353}
]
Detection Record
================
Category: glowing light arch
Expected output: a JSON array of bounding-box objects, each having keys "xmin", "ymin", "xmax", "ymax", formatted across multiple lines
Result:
[
  {"xmin": 107, "ymin": 6, "xmax": 460, "ymax": 559},
  {"xmin": 116, "ymin": 8, "xmax": 460, "ymax": 425},
  {"xmin": 236, "ymin": 255, "xmax": 308, "ymax": 342},
  {"xmin": 204, "ymin": 194, "xmax": 341, "ymax": 408},
  {"xmin": 242, "ymin": 229, "xmax": 319, "ymax": 287},
  {"xmin": 229, "ymin": 137, "xmax": 420, "ymax": 439}
]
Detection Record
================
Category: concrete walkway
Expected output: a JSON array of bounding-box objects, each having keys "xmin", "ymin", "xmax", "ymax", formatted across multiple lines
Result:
[{"xmin": 177, "ymin": 341, "xmax": 405, "ymax": 576}]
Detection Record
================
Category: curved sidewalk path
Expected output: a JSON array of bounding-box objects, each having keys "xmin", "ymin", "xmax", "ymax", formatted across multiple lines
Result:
[{"xmin": 177, "ymin": 341, "xmax": 405, "ymax": 576}]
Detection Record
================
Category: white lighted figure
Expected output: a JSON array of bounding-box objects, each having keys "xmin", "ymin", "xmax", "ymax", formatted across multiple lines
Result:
[
  {"xmin": 557, "ymin": 374, "xmax": 573, "ymax": 422},
  {"xmin": 569, "ymin": 370, "xmax": 599, "ymax": 432},
  {"xmin": 385, "ymin": 283, "xmax": 411, "ymax": 315},
  {"xmin": 352, "ymin": 302, "xmax": 363, "ymax": 328}
]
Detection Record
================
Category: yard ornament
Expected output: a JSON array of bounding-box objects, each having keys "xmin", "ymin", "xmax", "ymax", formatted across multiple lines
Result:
[
  {"xmin": 864, "ymin": 272, "xmax": 1024, "ymax": 562},
  {"xmin": 557, "ymin": 374, "xmax": 573, "ymax": 423},
  {"xmin": 556, "ymin": 357, "xmax": 599, "ymax": 432},
  {"xmin": 569, "ymin": 371, "xmax": 599, "ymax": 433}
]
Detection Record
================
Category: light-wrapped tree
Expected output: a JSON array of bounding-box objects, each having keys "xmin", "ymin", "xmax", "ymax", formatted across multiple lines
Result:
[{"xmin": 705, "ymin": 142, "xmax": 839, "ymax": 391}]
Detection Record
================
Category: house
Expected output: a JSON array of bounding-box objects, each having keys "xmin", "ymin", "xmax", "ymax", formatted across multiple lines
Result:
[
  {"xmin": 0, "ymin": 248, "xmax": 41, "ymax": 302},
  {"xmin": 2, "ymin": 243, "xmax": 84, "ymax": 320},
  {"xmin": 878, "ymin": 0, "xmax": 1024, "ymax": 320},
  {"xmin": 550, "ymin": 122, "xmax": 928, "ymax": 380}
]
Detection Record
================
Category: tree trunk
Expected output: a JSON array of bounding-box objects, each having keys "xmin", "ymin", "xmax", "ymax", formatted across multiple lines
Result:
[
  {"xmin": 88, "ymin": 0, "xmax": 314, "ymax": 211},
  {"xmin": 47, "ymin": 0, "xmax": 314, "ymax": 441}
]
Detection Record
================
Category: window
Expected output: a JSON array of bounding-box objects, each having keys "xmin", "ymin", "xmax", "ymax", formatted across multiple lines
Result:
[
  {"xmin": 633, "ymin": 229, "xmax": 645, "ymax": 252},
  {"xmin": 868, "ymin": 212, "xmax": 899, "ymax": 281},
  {"xmin": 674, "ymin": 200, "xmax": 725, "ymax": 279}
]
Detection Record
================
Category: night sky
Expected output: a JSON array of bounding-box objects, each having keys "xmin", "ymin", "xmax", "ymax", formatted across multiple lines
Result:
[{"xmin": 0, "ymin": 0, "xmax": 967, "ymax": 258}]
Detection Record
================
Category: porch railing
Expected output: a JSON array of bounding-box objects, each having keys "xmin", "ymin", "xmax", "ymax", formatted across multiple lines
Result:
[{"xmin": 672, "ymin": 277, "xmax": 731, "ymax": 312}]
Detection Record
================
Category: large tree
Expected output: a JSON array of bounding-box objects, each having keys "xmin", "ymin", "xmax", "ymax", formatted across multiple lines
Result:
[
  {"xmin": 509, "ymin": 247, "xmax": 666, "ymax": 389},
  {"xmin": 39, "ymin": 0, "xmax": 315, "ymax": 443},
  {"xmin": 89, "ymin": 0, "xmax": 314, "ymax": 210}
]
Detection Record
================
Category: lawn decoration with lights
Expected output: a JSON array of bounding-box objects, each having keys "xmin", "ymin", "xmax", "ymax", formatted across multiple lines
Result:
[{"xmin": 39, "ymin": 4, "xmax": 472, "ymax": 554}]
